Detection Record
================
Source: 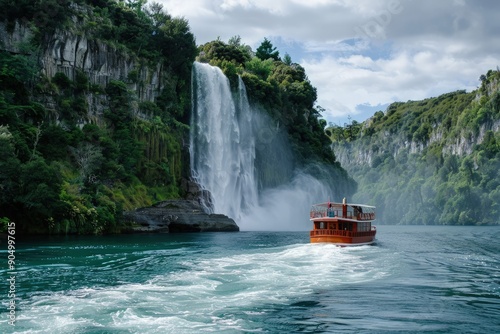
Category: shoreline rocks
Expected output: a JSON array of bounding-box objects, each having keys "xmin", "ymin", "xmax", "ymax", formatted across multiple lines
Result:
[{"xmin": 122, "ymin": 200, "xmax": 239, "ymax": 233}]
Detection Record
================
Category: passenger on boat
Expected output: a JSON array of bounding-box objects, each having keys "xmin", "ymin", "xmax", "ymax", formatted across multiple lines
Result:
[{"xmin": 328, "ymin": 203, "xmax": 335, "ymax": 217}]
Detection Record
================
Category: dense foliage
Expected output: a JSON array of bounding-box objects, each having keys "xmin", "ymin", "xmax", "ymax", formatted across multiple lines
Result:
[
  {"xmin": 0, "ymin": 0, "xmax": 196, "ymax": 234},
  {"xmin": 198, "ymin": 38, "xmax": 342, "ymax": 166},
  {"xmin": 330, "ymin": 69, "xmax": 500, "ymax": 225}
]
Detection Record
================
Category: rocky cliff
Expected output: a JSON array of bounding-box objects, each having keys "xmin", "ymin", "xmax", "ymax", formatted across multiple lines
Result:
[
  {"xmin": 333, "ymin": 86, "xmax": 500, "ymax": 169},
  {"xmin": 0, "ymin": 20, "xmax": 164, "ymax": 122},
  {"xmin": 334, "ymin": 118, "xmax": 500, "ymax": 168}
]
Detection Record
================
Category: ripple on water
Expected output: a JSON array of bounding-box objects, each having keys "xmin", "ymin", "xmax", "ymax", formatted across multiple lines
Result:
[{"xmin": 4, "ymin": 229, "xmax": 500, "ymax": 333}]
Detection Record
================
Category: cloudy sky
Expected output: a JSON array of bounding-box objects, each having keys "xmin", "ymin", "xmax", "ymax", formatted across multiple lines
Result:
[{"xmin": 156, "ymin": 0, "xmax": 500, "ymax": 126}]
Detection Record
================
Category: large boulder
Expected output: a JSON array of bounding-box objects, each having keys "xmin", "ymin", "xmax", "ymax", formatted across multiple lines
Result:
[{"xmin": 122, "ymin": 200, "xmax": 239, "ymax": 233}]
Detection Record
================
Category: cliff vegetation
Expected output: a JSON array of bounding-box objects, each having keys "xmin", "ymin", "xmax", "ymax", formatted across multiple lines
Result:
[
  {"xmin": 329, "ymin": 69, "xmax": 500, "ymax": 225},
  {"xmin": 0, "ymin": 0, "xmax": 196, "ymax": 234}
]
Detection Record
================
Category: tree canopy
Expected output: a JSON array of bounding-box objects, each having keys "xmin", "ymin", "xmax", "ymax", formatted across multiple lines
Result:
[{"xmin": 255, "ymin": 38, "xmax": 280, "ymax": 61}]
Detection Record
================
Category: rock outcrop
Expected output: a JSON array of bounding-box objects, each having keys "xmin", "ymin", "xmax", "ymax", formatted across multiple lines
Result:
[
  {"xmin": 0, "ymin": 20, "xmax": 164, "ymax": 121},
  {"xmin": 122, "ymin": 200, "xmax": 239, "ymax": 233}
]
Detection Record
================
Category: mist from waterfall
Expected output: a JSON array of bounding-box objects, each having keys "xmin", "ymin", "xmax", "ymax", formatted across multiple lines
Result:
[{"xmin": 190, "ymin": 62, "xmax": 333, "ymax": 231}]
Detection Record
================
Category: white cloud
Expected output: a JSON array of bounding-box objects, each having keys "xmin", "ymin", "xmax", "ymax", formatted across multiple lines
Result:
[
  {"xmin": 156, "ymin": 0, "xmax": 500, "ymax": 125},
  {"xmin": 302, "ymin": 41, "xmax": 498, "ymax": 124},
  {"xmin": 156, "ymin": 0, "xmax": 212, "ymax": 17}
]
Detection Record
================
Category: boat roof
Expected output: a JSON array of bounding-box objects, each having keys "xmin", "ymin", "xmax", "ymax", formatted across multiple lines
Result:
[{"xmin": 311, "ymin": 202, "xmax": 376, "ymax": 209}]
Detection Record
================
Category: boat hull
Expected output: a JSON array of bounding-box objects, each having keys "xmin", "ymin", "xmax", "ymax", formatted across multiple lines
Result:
[
  {"xmin": 309, "ymin": 229, "xmax": 376, "ymax": 246},
  {"xmin": 310, "ymin": 234, "xmax": 376, "ymax": 246}
]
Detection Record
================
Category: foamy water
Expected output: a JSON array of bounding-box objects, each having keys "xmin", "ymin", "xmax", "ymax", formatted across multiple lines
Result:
[
  {"xmin": 2, "ymin": 232, "xmax": 396, "ymax": 333},
  {"xmin": 4, "ymin": 227, "xmax": 499, "ymax": 333}
]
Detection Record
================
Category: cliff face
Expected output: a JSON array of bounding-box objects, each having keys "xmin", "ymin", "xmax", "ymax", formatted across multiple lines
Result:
[
  {"xmin": 329, "ymin": 77, "xmax": 500, "ymax": 226},
  {"xmin": 0, "ymin": 20, "xmax": 164, "ymax": 120},
  {"xmin": 443, "ymin": 119, "xmax": 500, "ymax": 156},
  {"xmin": 334, "ymin": 119, "xmax": 500, "ymax": 168},
  {"xmin": 0, "ymin": 4, "xmax": 198, "ymax": 234}
]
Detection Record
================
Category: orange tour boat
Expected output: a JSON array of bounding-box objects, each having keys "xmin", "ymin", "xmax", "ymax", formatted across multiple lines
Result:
[{"xmin": 310, "ymin": 198, "xmax": 376, "ymax": 246}]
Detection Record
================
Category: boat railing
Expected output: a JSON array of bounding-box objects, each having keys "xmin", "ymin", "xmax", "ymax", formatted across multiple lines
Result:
[
  {"xmin": 310, "ymin": 206, "xmax": 375, "ymax": 221},
  {"xmin": 310, "ymin": 208, "xmax": 342, "ymax": 219},
  {"xmin": 357, "ymin": 213, "xmax": 376, "ymax": 220},
  {"xmin": 310, "ymin": 229, "xmax": 376, "ymax": 238}
]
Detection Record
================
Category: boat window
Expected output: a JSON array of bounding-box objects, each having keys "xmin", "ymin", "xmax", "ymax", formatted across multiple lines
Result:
[
  {"xmin": 320, "ymin": 222, "xmax": 325, "ymax": 229},
  {"xmin": 339, "ymin": 222, "xmax": 352, "ymax": 231},
  {"xmin": 358, "ymin": 222, "xmax": 369, "ymax": 232}
]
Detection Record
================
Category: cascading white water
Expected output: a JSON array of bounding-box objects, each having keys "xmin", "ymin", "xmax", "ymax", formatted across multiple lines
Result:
[
  {"xmin": 190, "ymin": 62, "xmax": 258, "ymax": 220},
  {"xmin": 190, "ymin": 62, "xmax": 333, "ymax": 230}
]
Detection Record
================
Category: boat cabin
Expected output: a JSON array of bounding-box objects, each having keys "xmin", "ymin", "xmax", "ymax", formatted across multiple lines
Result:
[{"xmin": 309, "ymin": 199, "xmax": 377, "ymax": 245}]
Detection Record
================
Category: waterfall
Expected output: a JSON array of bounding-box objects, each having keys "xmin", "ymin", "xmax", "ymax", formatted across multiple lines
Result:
[
  {"xmin": 190, "ymin": 62, "xmax": 258, "ymax": 220},
  {"xmin": 190, "ymin": 62, "xmax": 333, "ymax": 231}
]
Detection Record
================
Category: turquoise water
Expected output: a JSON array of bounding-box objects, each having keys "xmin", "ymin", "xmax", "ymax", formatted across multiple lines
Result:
[{"xmin": 1, "ymin": 226, "xmax": 499, "ymax": 333}]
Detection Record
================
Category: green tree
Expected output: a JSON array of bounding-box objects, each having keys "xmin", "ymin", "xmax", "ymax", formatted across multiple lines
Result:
[
  {"xmin": 0, "ymin": 133, "xmax": 21, "ymax": 213},
  {"xmin": 283, "ymin": 53, "xmax": 292, "ymax": 65},
  {"xmin": 228, "ymin": 35, "xmax": 242, "ymax": 47},
  {"xmin": 199, "ymin": 40, "xmax": 250, "ymax": 66},
  {"xmin": 255, "ymin": 38, "xmax": 280, "ymax": 61},
  {"xmin": 15, "ymin": 157, "xmax": 64, "ymax": 229},
  {"xmin": 245, "ymin": 57, "xmax": 274, "ymax": 79}
]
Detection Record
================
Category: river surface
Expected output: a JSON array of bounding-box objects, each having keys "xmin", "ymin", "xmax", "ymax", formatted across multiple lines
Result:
[{"xmin": 1, "ymin": 225, "xmax": 499, "ymax": 333}]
